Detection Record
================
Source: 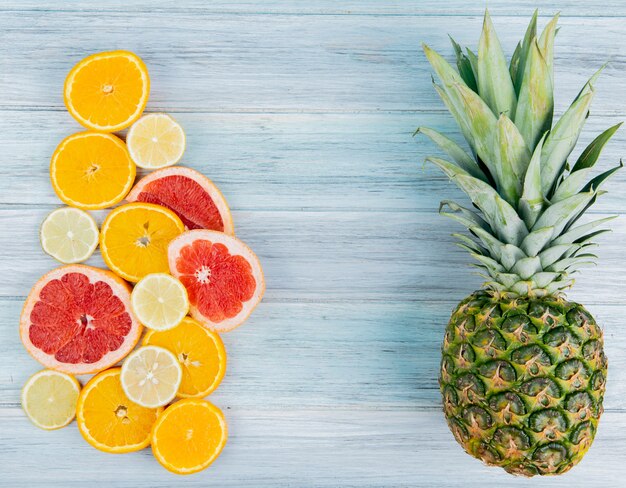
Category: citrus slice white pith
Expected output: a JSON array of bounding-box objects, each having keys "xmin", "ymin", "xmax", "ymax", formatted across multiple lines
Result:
[
  {"xmin": 21, "ymin": 369, "xmax": 80, "ymax": 430},
  {"xmin": 131, "ymin": 273, "xmax": 189, "ymax": 331},
  {"xmin": 121, "ymin": 345, "xmax": 183, "ymax": 408},
  {"xmin": 168, "ymin": 230, "xmax": 265, "ymax": 332},
  {"xmin": 20, "ymin": 265, "xmax": 143, "ymax": 375},
  {"xmin": 126, "ymin": 166, "xmax": 234, "ymax": 234},
  {"xmin": 127, "ymin": 113, "xmax": 186, "ymax": 169},
  {"xmin": 40, "ymin": 207, "xmax": 99, "ymax": 264}
]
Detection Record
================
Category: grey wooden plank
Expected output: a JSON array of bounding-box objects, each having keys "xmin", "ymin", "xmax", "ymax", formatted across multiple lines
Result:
[
  {"xmin": 3, "ymin": 298, "xmax": 626, "ymax": 410},
  {"xmin": 0, "ymin": 13, "xmax": 624, "ymax": 113},
  {"xmin": 0, "ymin": 406, "xmax": 624, "ymax": 487},
  {"xmin": 0, "ymin": 111, "xmax": 623, "ymax": 212},
  {"xmin": 1, "ymin": 208, "xmax": 624, "ymax": 303},
  {"xmin": 0, "ymin": 0, "xmax": 624, "ymax": 17}
]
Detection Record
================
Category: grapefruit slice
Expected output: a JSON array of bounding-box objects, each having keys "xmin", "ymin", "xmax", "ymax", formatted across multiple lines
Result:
[
  {"xmin": 126, "ymin": 167, "xmax": 234, "ymax": 234},
  {"xmin": 168, "ymin": 230, "xmax": 264, "ymax": 332},
  {"xmin": 20, "ymin": 265, "xmax": 142, "ymax": 375}
]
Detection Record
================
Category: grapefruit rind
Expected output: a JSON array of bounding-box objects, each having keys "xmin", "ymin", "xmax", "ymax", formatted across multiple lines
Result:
[
  {"xmin": 151, "ymin": 399, "xmax": 228, "ymax": 475},
  {"xmin": 126, "ymin": 166, "xmax": 234, "ymax": 235},
  {"xmin": 64, "ymin": 50, "xmax": 150, "ymax": 132},
  {"xmin": 167, "ymin": 230, "xmax": 265, "ymax": 333},
  {"xmin": 20, "ymin": 265, "xmax": 143, "ymax": 375}
]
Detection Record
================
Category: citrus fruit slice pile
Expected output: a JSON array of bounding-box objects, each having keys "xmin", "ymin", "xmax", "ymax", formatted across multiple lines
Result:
[{"xmin": 20, "ymin": 50, "xmax": 265, "ymax": 474}]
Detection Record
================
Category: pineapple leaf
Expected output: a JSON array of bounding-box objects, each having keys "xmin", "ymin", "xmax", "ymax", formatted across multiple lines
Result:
[
  {"xmin": 439, "ymin": 200, "xmax": 492, "ymax": 232},
  {"xmin": 538, "ymin": 13, "xmax": 559, "ymax": 82},
  {"xmin": 533, "ymin": 272, "xmax": 563, "ymax": 288},
  {"xmin": 581, "ymin": 160, "xmax": 623, "ymax": 192},
  {"xmin": 552, "ymin": 216, "xmax": 617, "ymax": 245},
  {"xmin": 500, "ymin": 244, "xmax": 527, "ymax": 270},
  {"xmin": 416, "ymin": 128, "xmax": 486, "ymax": 180},
  {"xmin": 432, "ymin": 82, "xmax": 479, "ymax": 159},
  {"xmin": 545, "ymin": 279, "xmax": 574, "ymax": 294},
  {"xmin": 551, "ymin": 168, "xmax": 593, "ymax": 202},
  {"xmin": 494, "ymin": 273, "xmax": 521, "ymax": 288},
  {"xmin": 471, "ymin": 253, "xmax": 505, "ymax": 273},
  {"xmin": 453, "ymin": 174, "xmax": 528, "ymax": 245},
  {"xmin": 509, "ymin": 42, "xmax": 522, "ymax": 82},
  {"xmin": 515, "ymin": 39, "xmax": 553, "ymax": 150},
  {"xmin": 520, "ymin": 226, "xmax": 554, "ymax": 256},
  {"xmin": 519, "ymin": 133, "xmax": 546, "ymax": 228},
  {"xmin": 511, "ymin": 256, "xmax": 542, "ymax": 279},
  {"xmin": 531, "ymin": 191, "xmax": 595, "ymax": 238},
  {"xmin": 449, "ymin": 36, "xmax": 478, "ymax": 92},
  {"xmin": 477, "ymin": 10, "xmax": 517, "ymax": 117},
  {"xmin": 547, "ymin": 255, "xmax": 597, "ymax": 272},
  {"xmin": 495, "ymin": 114, "xmax": 530, "ymax": 205},
  {"xmin": 538, "ymin": 243, "xmax": 576, "ymax": 268},
  {"xmin": 572, "ymin": 122, "xmax": 622, "ymax": 172},
  {"xmin": 468, "ymin": 226, "xmax": 505, "ymax": 260},
  {"xmin": 466, "ymin": 48, "xmax": 479, "ymax": 83},
  {"xmin": 541, "ymin": 91, "xmax": 594, "ymax": 196},
  {"xmin": 453, "ymin": 233, "xmax": 488, "ymax": 254},
  {"xmin": 511, "ymin": 9, "xmax": 538, "ymax": 95}
]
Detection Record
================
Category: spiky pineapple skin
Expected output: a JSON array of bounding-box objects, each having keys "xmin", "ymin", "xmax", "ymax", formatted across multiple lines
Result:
[{"xmin": 440, "ymin": 291, "xmax": 607, "ymax": 476}]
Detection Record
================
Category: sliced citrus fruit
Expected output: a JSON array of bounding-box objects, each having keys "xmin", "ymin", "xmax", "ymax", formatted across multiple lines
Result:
[
  {"xmin": 126, "ymin": 167, "xmax": 234, "ymax": 234},
  {"xmin": 131, "ymin": 273, "xmax": 189, "ymax": 331},
  {"xmin": 40, "ymin": 207, "xmax": 99, "ymax": 264},
  {"xmin": 144, "ymin": 316, "xmax": 226, "ymax": 398},
  {"xmin": 50, "ymin": 131, "xmax": 136, "ymax": 210},
  {"xmin": 77, "ymin": 368, "xmax": 162, "ymax": 453},
  {"xmin": 121, "ymin": 345, "xmax": 182, "ymax": 408},
  {"xmin": 20, "ymin": 265, "xmax": 142, "ymax": 375},
  {"xmin": 127, "ymin": 113, "xmax": 186, "ymax": 169},
  {"xmin": 151, "ymin": 399, "xmax": 227, "ymax": 474},
  {"xmin": 168, "ymin": 230, "xmax": 264, "ymax": 332},
  {"xmin": 64, "ymin": 50, "xmax": 150, "ymax": 132},
  {"xmin": 100, "ymin": 202, "xmax": 185, "ymax": 283},
  {"xmin": 21, "ymin": 369, "xmax": 80, "ymax": 430}
]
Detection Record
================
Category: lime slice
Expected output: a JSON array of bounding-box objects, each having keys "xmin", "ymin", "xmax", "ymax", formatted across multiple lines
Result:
[
  {"xmin": 131, "ymin": 273, "xmax": 189, "ymax": 331},
  {"xmin": 121, "ymin": 345, "xmax": 182, "ymax": 408},
  {"xmin": 21, "ymin": 370, "xmax": 81, "ymax": 430},
  {"xmin": 127, "ymin": 113, "xmax": 186, "ymax": 169},
  {"xmin": 40, "ymin": 207, "xmax": 99, "ymax": 264}
]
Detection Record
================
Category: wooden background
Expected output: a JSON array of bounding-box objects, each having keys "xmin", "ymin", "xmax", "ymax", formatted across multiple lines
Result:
[{"xmin": 1, "ymin": 1, "xmax": 625, "ymax": 486}]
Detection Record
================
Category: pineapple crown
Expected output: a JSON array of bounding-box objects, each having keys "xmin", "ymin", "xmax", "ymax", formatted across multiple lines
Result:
[{"xmin": 418, "ymin": 10, "xmax": 622, "ymax": 298}]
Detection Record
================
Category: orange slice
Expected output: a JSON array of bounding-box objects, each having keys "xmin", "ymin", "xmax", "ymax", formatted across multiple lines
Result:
[
  {"xmin": 100, "ymin": 202, "xmax": 185, "ymax": 282},
  {"xmin": 20, "ymin": 265, "xmax": 142, "ymax": 375},
  {"xmin": 64, "ymin": 50, "xmax": 150, "ymax": 132},
  {"xmin": 151, "ymin": 399, "xmax": 227, "ymax": 474},
  {"xmin": 143, "ymin": 316, "xmax": 227, "ymax": 398},
  {"xmin": 168, "ymin": 230, "xmax": 265, "ymax": 332},
  {"xmin": 50, "ymin": 132, "xmax": 136, "ymax": 210},
  {"xmin": 77, "ymin": 368, "xmax": 162, "ymax": 453}
]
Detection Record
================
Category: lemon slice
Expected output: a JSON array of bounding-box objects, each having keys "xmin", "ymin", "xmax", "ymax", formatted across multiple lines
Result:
[
  {"xmin": 131, "ymin": 273, "xmax": 189, "ymax": 331},
  {"xmin": 121, "ymin": 345, "xmax": 182, "ymax": 408},
  {"xmin": 127, "ymin": 113, "xmax": 186, "ymax": 169},
  {"xmin": 40, "ymin": 207, "xmax": 99, "ymax": 264},
  {"xmin": 21, "ymin": 370, "xmax": 81, "ymax": 430}
]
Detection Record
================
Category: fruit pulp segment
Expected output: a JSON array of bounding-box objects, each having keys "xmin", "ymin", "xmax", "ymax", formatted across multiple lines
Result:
[
  {"xmin": 122, "ymin": 347, "xmax": 181, "ymax": 407},
  {"xmin": 70, "ymin": 55, "xmax": 145, "ymax": 128},
  {"xmin": 136, "ymin": 175, "xmax": 225, "ymax": 230},
  {"xmin": 23, "ymin": 372, "xmax": 79, "ymax": 427},
  {"xmin": 28, "ymin": 272, "xmax": 132, "ymax": 364},
  {"xmin": 175, "ymin": 239, "xmax": 256, "ymax": 322}
]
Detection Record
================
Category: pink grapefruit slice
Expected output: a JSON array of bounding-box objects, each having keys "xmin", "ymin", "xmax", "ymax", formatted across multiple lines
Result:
[
  {"xmin": 126, "ymin": 167, "xmax": 234, "ymax": 234},
  {"xmin": 167, "ymin": 230, "xmax": 264, "ymax": 332},
  {"xmin": 20, "ymin": 265, "xmax": 142, "ymax": 374}
]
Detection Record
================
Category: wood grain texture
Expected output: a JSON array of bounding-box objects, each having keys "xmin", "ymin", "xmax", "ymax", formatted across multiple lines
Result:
[{"xmin": 1, "ymin": 2, "xmax": 625, "ymax": 487}]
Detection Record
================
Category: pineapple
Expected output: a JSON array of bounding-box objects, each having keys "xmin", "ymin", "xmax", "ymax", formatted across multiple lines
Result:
[{"xmin": 418, "ymin": 10, "xmax": 619, "ymax": 476}]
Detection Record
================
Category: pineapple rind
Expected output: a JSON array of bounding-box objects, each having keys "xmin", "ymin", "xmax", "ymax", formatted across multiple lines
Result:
[{"xmin": 441, "ymin": 291, "xmax": 607, "ymax": 476}]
